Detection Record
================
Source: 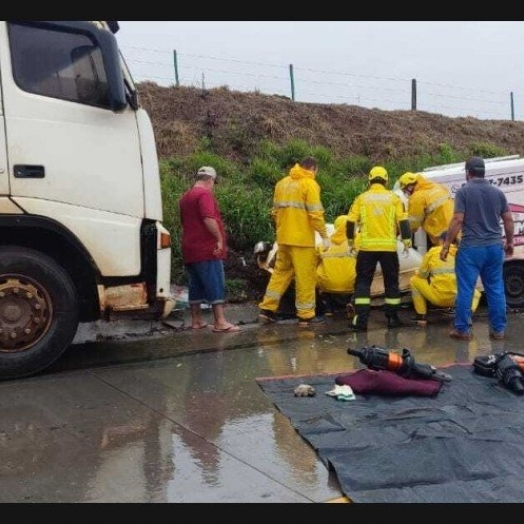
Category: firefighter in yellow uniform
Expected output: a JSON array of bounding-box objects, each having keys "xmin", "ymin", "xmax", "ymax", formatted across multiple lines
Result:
[
  {"xmin": 398, "ymin": 171, "xmax": 454, "ymax": 247},
  {"xmin": 258, "ymin": 156, "xmax": 330, "ymax": 325},
  {"xmin": 410, "ymin": 234, "xmax": 482, "ymax": 325},
  {"xmin": 346, "ymin": 166, "xmax": 412, "ymax": 332},
  {"xmin": 316, "ymin": 215, "xmax": 359, "ymax": 315}
]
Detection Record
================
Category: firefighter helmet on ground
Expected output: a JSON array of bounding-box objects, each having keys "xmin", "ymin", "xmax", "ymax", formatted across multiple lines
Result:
[{"xmin": 368, "ymin": 166, "xmax": 388, "ymax": 182}]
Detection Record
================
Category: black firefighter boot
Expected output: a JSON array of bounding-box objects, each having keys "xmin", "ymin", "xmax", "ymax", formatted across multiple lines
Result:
[{"xmin": 349, "ymin": 306, "xmax": 368, "ymax": 332}]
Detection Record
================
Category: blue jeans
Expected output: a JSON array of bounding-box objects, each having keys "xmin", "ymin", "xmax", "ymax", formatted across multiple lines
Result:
[
  {"xmin": 455, "ymin": 245, "xmax": 506, "ymax": 334},
  {"xmin": 186, "ymin": 260, "xmax": 225, "ymax": 306}
]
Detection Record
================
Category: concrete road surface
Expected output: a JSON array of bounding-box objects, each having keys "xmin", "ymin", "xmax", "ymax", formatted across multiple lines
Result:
[{"xmin": 0, "ymin": 302, "xmax": 519, "ymax": 502}]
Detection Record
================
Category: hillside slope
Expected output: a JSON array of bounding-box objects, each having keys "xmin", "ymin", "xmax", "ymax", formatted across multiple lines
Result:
[
  {"xmin": 138, "ymin": 83, "xmax": 524, "ymax": 301},
  {"xmin": 138, "ymin": 82, "xmax": 524, "ymax": 164}
]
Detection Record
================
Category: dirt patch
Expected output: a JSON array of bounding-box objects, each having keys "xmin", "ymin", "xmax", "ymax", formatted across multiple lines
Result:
[{"xmin": 139, "ymin": 82, "xmax": 524, "ymax": 165}]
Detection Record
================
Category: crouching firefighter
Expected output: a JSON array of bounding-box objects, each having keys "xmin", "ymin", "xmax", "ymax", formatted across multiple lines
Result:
[{"xmin": 346, "ymin": 166, "xmax": 412, "ymax": 332}]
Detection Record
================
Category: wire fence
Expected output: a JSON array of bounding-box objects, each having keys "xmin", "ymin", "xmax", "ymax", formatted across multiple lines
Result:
[{"xmin": 121, "ymin": 45, "xmax": 516, "ymax": 122}]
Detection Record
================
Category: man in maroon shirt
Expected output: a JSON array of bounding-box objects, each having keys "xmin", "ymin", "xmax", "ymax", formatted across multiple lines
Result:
[{"xmin": 179, "ymin": 166, "xmax": 240, "ymax": 332}]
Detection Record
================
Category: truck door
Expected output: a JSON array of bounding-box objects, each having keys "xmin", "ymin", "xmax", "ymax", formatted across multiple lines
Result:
[
  {"xmin": 0, "ymin": 63, "xmax": 9, "ymax": 196},
  {"xmin": 0, "ymin": 21, "xmax": 145, "ymax": 218}
]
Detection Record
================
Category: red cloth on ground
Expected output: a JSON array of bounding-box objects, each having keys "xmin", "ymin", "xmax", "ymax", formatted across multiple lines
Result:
[{"xmin": 335, "ymin": 368, "xmax": 443, "ymax": 397}]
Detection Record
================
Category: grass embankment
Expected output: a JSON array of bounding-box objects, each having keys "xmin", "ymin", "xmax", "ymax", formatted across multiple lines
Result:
[{"xmin": 161, "ymin": 138, "xmax": 507, "ymax": 300}]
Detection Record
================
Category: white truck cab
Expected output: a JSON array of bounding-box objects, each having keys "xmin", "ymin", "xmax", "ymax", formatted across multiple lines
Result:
[
  {"xmin": 0, "ymin": 21, "xmax": 173, "ymax": 379},
  {"xmin": 400, "ymin": 155, "xmax": 524, "ymax": 309}
]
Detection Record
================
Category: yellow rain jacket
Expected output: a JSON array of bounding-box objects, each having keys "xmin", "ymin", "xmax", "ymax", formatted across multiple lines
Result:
[
  {"xmin": 259, "ymin": 163, "xmax": 328, "ymax": 320},
  {"xmin": 316, "ymin": 216, "xmax": 359, "ymax": 294},
  {"xmin": 347, "ymin": 184, "xmax": 406, "ymax": 252},
  {"xmin": 407, "ymin": 176, "xmax": 454, "ymax": 245},
  {"xmin": 410, "ymin": 243, "xmax": 481, "ymax": 315},
  {"xmin": 272, "ymin": 164, "xmax": 328, "ymax": 246}
]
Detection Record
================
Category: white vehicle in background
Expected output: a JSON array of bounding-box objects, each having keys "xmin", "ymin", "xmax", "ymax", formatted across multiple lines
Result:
[
  {"xmin": 0, "ymin": 21, "xmax": 173, "ymax": 379},
  {"xmin": 254, "ymin": 223, "xmax": 423, "ymax": 309},
  {"xmin": 398, "ymin": 155, "xmax": 524, "ymax": 309}
]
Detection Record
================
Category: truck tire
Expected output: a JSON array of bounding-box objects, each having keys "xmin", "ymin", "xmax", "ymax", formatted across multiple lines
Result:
[
  {"xmin": 503, "ymin": 261, "xmax": 524, "ymax": 310},
  {"xmin": 0, "ymin": 246, "xmax": 79, "ymax": 380}
]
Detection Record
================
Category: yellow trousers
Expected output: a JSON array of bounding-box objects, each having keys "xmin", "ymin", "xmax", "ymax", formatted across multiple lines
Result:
[
  {"xmin": 259, "ymin": 244, "xmax": 317, "ymax": 320},
  {"xmin": 410, "ymin": 275, "xmax": 481, "ymax": 315}
]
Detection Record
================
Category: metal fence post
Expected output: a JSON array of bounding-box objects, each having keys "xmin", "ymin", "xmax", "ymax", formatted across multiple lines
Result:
[
  {"xmin": 173, "ymin": 50, "xmax": 180, "ymax": 87},
  {"xmin": 289, "ymin": 64, "xmax": 295, "ymax": 102},
  {"xmin": 411, "ymin": 78, "xmax": 417, "ymax": 111}
]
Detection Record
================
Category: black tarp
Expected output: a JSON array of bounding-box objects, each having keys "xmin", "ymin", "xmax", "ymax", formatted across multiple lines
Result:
[{"xmin": 257, "ymin": 364, "xmax": 524, "ymax": 503}]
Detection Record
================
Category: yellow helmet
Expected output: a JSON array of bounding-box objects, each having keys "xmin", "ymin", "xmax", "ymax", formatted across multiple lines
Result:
[
  {"xmin": 369, "ymin": 166, "xmax": 388, "ymax": 182},
  {"xmin": 334, "ymin": 215, "xmax": 348, "ymax": 231},
  {"xmin": 398, "ymin": 172, "xmax": 419, "ymax": 189}
]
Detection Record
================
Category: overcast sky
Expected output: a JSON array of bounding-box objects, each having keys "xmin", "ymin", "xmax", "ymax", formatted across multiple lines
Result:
[{"xmin": 115, "ymin": 21, "xmax": 523, "ymax": 120}]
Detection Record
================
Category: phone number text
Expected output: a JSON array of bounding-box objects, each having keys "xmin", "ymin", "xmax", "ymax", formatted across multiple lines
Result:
[{"xmin": 488, "ymin": 175, "xmax": 524, "ymax": 186}]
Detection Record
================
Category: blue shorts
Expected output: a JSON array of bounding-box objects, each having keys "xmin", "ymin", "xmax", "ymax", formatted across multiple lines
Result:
[{"xmin": 186, "ymin": 260, "xmax": 226, "ymax": 306}]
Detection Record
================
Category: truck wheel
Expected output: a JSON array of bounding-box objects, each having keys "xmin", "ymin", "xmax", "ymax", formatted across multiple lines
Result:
[
  {"xmin": 503, "ymin": 262, "xmax": 524, "ymax": 310},
  {"xmin": 0, "ymin": 246, "xmax": 79, "ymax": 380}
]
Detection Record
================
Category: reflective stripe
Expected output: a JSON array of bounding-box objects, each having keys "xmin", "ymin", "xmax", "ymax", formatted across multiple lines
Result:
[
  {"xmin": 430, "ymin": 267, "xmax": 454, "ymax": 276},
  {"xmin": 385, "ymin": 298, "xmax": 401, "ymax": 305},
  {"xmin": 296, "ymin": 300, "xmax": 315, "ymax": 310},
  {"xmin": 408, "ymin": 214, "xmax": 424, "ymax": 224},
  {"xmin": 264, "ymin": 289, "xmax": 283, "ymax": 300},
  {"xmin": 273, "ymin": 201, "xmax": 306, "ymax": 211},
  {"xmin": 363, "ymin": 239, "xmax": 397, "ymax": 247},
  {"xmin": 364, "ymin": 193, "xmax": 394, "ymax": 203},
  {"xmin": 306, "ymin": 202, "xmax": 325, "ymax": 212},
  {"xmin": 355, "ymin": 298, "xmax": 371, "ymax": 305},
  {"xmin": 426, "ymin": 194, "xmax": 450, "ymax": 215},
  {"xmin": 273, "ymin": 201, "xmax": 325, "ymax": 212}
]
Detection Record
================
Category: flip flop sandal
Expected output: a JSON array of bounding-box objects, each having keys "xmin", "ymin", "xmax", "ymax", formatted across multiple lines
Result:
[{"xmin": 212, "ymin": 325, "xmax": 240, "ymax": 333}]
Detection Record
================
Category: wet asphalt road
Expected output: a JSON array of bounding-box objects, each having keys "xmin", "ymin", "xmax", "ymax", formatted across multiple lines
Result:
[{"xmin": 0, "ymin": 302, "xmax": 519, "ymax": 503}]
